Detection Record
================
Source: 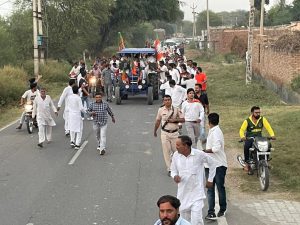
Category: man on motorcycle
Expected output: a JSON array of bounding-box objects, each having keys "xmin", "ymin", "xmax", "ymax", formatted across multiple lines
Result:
[
  {"xmin": 16, "ymin": 83, "xmax": 40, "ymax": 130},
  {"xmin": 239, "ymin": 106, "xmax": 276, "ymax": 174}
]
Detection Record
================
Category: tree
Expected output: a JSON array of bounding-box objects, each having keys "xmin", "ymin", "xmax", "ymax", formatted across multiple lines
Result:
[
  {"xmin": 291, "ymin": 0, "xmax": 300, "ymax": 21},
  {"xmin": 196, "ymin": 10, "xmax": 222, "ymax": 33},
  {"xmin": 267, "ymin": 4, "xmax": 292, "ymax": 26}
]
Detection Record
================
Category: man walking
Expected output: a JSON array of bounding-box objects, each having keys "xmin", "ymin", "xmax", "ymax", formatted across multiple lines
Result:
[
  {"xmin": 68, "ymin": 86, "xmax": 86, "ymax": 150},
  {"xmin": 171, "ymin": 135, "xmax": 216, "ymax": 225},
  {"xmin": 181, "ymin": 88, "xmax": 204, "ymax": 147},
  {"xmin": 88, "ymin": 92, "xmax": 115, "ymax": 155},
  {"xmin": 203, "ymin": 113, "xmax": 227, "ymax": 220},
  {"xmin": 102, "ymin": 63, "xmax": 114, "ymax": 102},
  {"xmin": 32, "ymin": 88, "xmax": 58, "ymax": 148},
  {"xmin": 57, "ymin": 79, "xmax": 76, "ymax": 136},
  {"xmin": 154, "ymin": 195, "xmax": 191, "ymax": 225},
  {"xmin": 168, "ymin": 80, "xmax": 186, "ymax": 108},
  {"xmin": 154, "ymin": 95, "xmax": 185, "ymax": 176}
]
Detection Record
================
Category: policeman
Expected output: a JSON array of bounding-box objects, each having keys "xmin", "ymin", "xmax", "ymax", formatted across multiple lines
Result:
[{"xmin": 154, "ymin": 95, "xmax": 185, "ymax": 176}]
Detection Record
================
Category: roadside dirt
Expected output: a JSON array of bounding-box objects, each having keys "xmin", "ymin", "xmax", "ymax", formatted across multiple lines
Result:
[{"xmin": 226, "ymin": 145, "xmax": 300, "ymax": 202}]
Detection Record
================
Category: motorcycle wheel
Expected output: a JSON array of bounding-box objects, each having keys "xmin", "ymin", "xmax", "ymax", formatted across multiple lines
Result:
[
  {"xmin": 258, "ymin": 160, "xmax": 269, "ymax": 191},
  {"xmin": 27, "ymin": 119, "xmax": 33, "ymax": 134},
  {"xmin": 237, "ymin": 155, "xmax": 246, "ymax": 168}
]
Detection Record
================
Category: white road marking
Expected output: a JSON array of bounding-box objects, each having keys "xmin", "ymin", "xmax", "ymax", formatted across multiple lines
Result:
[
  {"xmin": 0, "ymin": 119, "xmax": 18, "ymax": 132},
  {"xmin": 68, "ymin": 141, "xmax": 88, "ymax": 165}
]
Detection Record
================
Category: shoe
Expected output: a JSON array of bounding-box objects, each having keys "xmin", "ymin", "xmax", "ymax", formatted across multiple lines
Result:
[
  {"xmin": 248, "ymin": 170, "xmax": 254, "ymax": 175},
  {"xmin": 168, "ymin": 171, "xmax": 171, "ymax": 177},
  {"xmin": 37, "ymin": 143, "xmax": 43, "ymax": 148},
  {"xmin": 16, "ymin": 124, "xmax": 22, "ymax": 129},
  {"xmin": 217, "ymin": 211, "xmax": 226, "ymax": 217},
  {"xmin": 100, "ymin": 149, "xmax": 106, "ymax": 155},
  {"xmin": 74, "ymin": 145, "xmax": 80, "ymax": 150},
  {"xmin": 65, "ymin": 132, "xmax": 70, "ymax": 136},
  {"xmin": 81, "ymin": 117, "xmax": 85, "ymax": 121},
  {"xmin": 205, "ymin": 213, "xmax": 217, "ymax": 220},
  {"xmin": 97, "ymin": 147, "xmax": 100, "ymax": 152},
  {"xmin": 70, "ymin": 142, "xmax": 75, "ymax": 148}
]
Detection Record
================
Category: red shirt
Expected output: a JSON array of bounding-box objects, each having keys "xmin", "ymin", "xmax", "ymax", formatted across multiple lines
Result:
[{"xmin": 195, "ymin": 72, "xmax": 207, "ymax": 91}]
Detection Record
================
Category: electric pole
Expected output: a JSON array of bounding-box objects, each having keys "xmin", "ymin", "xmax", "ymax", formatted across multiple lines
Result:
[
  {"xmin": 260, "ymin": 0, "xmax": 265, "ymax": 35},
  {"xmin": 246, "ymin": 0, "xmax": 255, "ymax": 84},
  {"xmin": 33, "ymin": 0, "xmax": 39, "ymax": 76},
  {"xmin": 191, "ymin": 2, "xmax": 197, "ymax": 41},
  {"xmin": 206, "ymin": 0, "xmax": 210, "ymax": 43},
  {"xmin": 38, "ymin": 0, "xmax": 44, "ymax": 64}
]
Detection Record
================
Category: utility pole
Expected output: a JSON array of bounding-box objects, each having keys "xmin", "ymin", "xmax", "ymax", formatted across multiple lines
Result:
[
  {"xmin": 33, "ymin": 0, "xmax": 39, "ymax": 76},
  {"xmin": 246, "ymin": 0, "xmax": 255, "ymax": 84},
  {"xmin": 37, "ymin": 0, "xmax": 44, "ymax": 64},
  {"xmin": 191, "ymin": 2, "xmax": 197, "ymax": 41},
  {"xmin": 206, "ymin": 0, "xmax": 210, "ymax": 46},
  {"xmin": 260, "ymin": 0, "xmax": 265, "ymax": 35}
]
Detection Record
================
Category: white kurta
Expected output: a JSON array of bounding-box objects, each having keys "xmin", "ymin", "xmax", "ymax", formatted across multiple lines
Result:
[
  {"xmin": 58, "ymin": 86, "xmax": 73, "ymax": 130},
  {"xmin": 32, "ymin": 95, "xmax": 57, "ymax": 126},
  {"xmin": 170, "ymin": 148, "xmax": 217, "ymax": 212},
  {"xmin": 68, "ymin": 94, "xmax": 85, "ymax": 133}
]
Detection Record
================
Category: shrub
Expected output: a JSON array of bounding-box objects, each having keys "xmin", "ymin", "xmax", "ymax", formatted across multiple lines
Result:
[
  {"xmin": 291, "ymin": 75, "xmax": 300, "ymax": 93},
  {"xmin": 102, "ymin": 46, "xmax": 118, "ymax": 57},
  {"xmin": 224, "ymin": 53, "xmax": 239, "ymax": 64},
  {"xmin": 40, "ymin": 60, "xmax": 70, "ymax": 83},
  {"xmin": 0, "ymin": 66, "xmax": 28, "ymax": 106}
]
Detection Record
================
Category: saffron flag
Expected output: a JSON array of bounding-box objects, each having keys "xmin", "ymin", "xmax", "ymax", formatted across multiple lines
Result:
[
  {"xmin": 154, "ymin": 35, "xmax": 163, "ymax": 61},
  {"xmin": 118, "ymin": 32, "xmax": 125, "ymax": 51}
]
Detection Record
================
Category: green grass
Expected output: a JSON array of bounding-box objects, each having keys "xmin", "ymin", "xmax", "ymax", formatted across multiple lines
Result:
[{"xmin": 199, "ymin": 58, "xmax": 300, "ymax": 195}]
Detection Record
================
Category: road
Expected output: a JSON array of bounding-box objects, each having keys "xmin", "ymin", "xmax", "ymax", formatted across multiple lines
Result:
[{"xmin": 0, "ymin": 96, "xmax": 270, "ymax": 225}]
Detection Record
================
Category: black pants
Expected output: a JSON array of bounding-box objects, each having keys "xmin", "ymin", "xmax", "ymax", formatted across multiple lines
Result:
[{"xmin": 244, "ymin": 139, "xmax": 254, "ymax": 163}]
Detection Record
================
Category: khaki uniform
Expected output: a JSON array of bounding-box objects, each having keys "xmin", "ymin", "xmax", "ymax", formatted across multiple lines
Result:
[{"xmin": 156, "ymin": 106, "xmax": 184, "ymax": 171}]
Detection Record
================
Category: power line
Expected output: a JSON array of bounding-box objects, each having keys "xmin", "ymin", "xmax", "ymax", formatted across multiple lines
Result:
[{"xmin": 0, "ymin": 0, "xmax": 11, "ymax": 7}]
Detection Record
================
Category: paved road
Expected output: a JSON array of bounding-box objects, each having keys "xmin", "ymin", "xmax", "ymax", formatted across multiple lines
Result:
[{"xmin": 0, "ymin": 96, "xmax": 296, "ymax": 225}]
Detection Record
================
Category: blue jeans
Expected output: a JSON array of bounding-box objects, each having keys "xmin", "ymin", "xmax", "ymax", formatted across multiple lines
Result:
[
  {"xmin": 205, "ymin": 166, "xmax": 227, "ymax": 214},
  {"xmin": 81, "ymin": 96, "xmax": 89, "ymax": 118}
]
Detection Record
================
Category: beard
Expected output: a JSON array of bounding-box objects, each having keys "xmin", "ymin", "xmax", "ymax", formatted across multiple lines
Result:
[
  {"xmin": 161, "ymin": 218, "xmax": 177, "ymax": 225},
  {"xmin": 254, "ymin": 115, "xmax": 260, "ymax": 119}
]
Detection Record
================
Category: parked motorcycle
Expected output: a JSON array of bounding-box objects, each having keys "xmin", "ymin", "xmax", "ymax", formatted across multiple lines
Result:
[
  {"xmin": 237, "ymin": 137, "xmax": 274, "ymax": 191},
  {"xmin": 24, "ymin": 101, "xmax": 37, "ymax": 134}
]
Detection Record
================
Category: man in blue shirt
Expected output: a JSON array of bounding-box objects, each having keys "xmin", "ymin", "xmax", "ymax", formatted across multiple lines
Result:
[{"xmin": 154, "ymin": 195, "xmax": 191, "ymax": 225}]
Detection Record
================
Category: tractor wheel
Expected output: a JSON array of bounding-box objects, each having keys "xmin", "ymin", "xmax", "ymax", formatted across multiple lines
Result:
[
  {"xmin": 115, "ymin": 86, "xmax": 121, "ymax": 105},
  {"xmin": 147, "ymin": 87, "xmax": 153, "ymax": 105}
]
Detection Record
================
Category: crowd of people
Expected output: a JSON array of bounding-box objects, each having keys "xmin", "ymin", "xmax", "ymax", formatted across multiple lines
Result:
[{"xmin": 14, "ymin": 43, "xmax": 276, "ymax": 225}]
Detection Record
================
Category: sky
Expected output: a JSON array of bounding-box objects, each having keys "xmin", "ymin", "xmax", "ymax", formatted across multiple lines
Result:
[
  {"xmin": 181, "ymin": 0, "xmax": 294, "ymax": 21},
  {"xmin": 0, "ymin": 0, "xmax": 295, "ymax": 18}
]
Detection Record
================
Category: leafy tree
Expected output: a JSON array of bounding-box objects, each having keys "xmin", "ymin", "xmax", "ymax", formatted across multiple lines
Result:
[
  {"xmin": 291, "ymin": 0, "xmax": 300, "ymax": 21},
  {"xmin": 267, "ymin": 4, "xmax": 292, "ymax": 26},
  {"xmin": 181, "ymin": 20, "xmax": 193, "ymax": 37},
  {"xmin": 196, "ymin": 10, "xmax": 222, "ymax": 33},
  {"xmin": 0, "ymin": 18, "xmax": 17, "ymax": 66}
]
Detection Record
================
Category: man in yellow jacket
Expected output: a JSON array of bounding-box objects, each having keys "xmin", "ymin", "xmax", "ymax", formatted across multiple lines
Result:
[{"xmin": 239, "ymin": 106, "xmax": 276, "ymax": 174}]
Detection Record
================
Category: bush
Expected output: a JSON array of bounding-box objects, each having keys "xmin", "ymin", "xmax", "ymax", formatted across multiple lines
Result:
[
  {"xmin": 102, "ymin": 46, "xmax": 118, "ymax": 57},
  {"xmin": 40, "ymin": 60, "xmax": 70, "ymax": 83},
  {"xmin": 291, "ymin": 75, "xmax": 300, "ymax": 93},
  {"xmin": 0, "ymin": 66, "xmax": 28, "ymax": 106},
  {"xmin": 224, "ymin": 53, "xmax": 239, "ymax": 64}
]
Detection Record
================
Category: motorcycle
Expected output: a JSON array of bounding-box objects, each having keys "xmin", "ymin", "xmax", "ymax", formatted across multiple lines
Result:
[
  {"xmin": 24, "ymin": 101, "xmax": 37, "ymax": 134},
  {"xmin": 237, "ymin": 137, "xmax": 274, "ymax": 191}
]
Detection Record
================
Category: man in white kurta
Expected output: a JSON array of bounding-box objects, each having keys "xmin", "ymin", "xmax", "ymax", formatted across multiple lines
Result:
[
  {"xmin": 181, "ymin": 89, "xmax": 205, "ymax": 147},
  {"xmin": 171, "ymin": 135, "xmax": 216, "ymax": 225},
  {"xmin": 57, "ymin": 79, "xmax": 76, "ymax": 135},
  {"xmin": 32, "ymin": 88, "xmax": 58, "ymax": 148},
  {"xmin": 68, "ymin": 86, "xmax": 85, "ymax": 149}
]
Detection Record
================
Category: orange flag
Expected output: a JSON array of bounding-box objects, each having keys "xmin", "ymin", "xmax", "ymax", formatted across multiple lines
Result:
[{"xmin": 118, "ymin": 32, "xmax": 125, "ymax": 51}]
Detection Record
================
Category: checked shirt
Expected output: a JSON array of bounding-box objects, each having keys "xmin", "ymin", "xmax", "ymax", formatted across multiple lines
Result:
[{"xmin": 88, "ymin": 101, "xmax": 114, "ymax": 126}]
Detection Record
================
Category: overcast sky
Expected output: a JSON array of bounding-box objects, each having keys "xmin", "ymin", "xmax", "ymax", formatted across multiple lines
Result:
[
  {"xmin": 181, "ymin": 0, "xmax": 294, "ymax": 21},
  {"xmin": 0, "ymin": 0, "xmax": 295, "ymax": 18}
]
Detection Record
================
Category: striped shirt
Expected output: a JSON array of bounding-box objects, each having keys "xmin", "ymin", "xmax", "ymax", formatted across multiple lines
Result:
[{"xmin": 88, "ymin": 101, "xmax": 114, "ymax": 126}]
